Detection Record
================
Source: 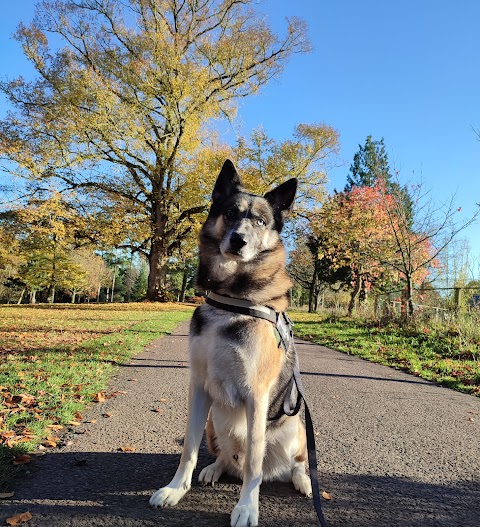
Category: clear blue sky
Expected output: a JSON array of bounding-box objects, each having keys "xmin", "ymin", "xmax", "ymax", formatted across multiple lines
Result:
[{"xmin": 1, "ymin": 1, "xmax": 480, "ymax": 271}]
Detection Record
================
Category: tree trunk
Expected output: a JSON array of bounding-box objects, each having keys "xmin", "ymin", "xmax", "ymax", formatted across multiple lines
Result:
[
  {"xmin": 111, "ymin": 248, "xmax": 118, "ymax": 303},
  {"xmin": 406, "ymin": 276, "xmax": 415, "ymax": 318},
  {"xmin": 308, "ymin": 254, "xmax": 321, "ymax": 313},
  {"xmin": 17, "ymin": 288, "xmax": 26, "ymax": 305},
  {"xmin": 308, "ymin": 282, "xmax": 316, "ymax": 313},
  {"xmin": 348, "ymin": 276, "xmax": 362, "ymax": 316},
  {"xmin": 47, "ymin": 285, "xmax": 56, "ymax": 304},
  {"xmin": 47, "ymin": 235, "xmax": 57, "ymax": 304},
  {"xmin": 180, "ymin": 267, "xmax": 188, "ymax": 303},
  {"xmin": 71, "ymin": 288, "xmax": 76, "ymax": 304},
  {"xmin": 111, "ymin": 269, "xmax": 116, "ymax": 303},
  {"xmin": 373, "ymin": 295, "xmax": 379, "ymax": 319},
  {"xmin": 29, "ymin": 290, "xmax": 37, "ymax": 304},
  {"xmin": 147, "ymin": 199, "xmax": 169, "ymax": 301}
]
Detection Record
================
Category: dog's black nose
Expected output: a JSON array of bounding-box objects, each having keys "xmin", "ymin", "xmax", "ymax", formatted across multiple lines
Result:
[{"xmin": 229, "ymin": 232, "xmax": 246, "ymax": 252}]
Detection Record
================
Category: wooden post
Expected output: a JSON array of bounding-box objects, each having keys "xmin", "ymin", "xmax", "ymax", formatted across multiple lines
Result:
[{"xmin": 454, "ymin": 287, "xmax": 463, "ymax": 311}]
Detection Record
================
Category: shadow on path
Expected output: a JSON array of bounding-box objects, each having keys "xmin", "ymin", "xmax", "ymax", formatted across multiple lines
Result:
[{"xmin": 3, "ymin": 448, "xmax": 479, "ymax": 527}]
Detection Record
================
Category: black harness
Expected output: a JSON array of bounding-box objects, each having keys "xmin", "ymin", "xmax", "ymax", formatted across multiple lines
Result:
[{"xmin": 205, "ymin": 292, "xmax": 330, "ymax": 527}]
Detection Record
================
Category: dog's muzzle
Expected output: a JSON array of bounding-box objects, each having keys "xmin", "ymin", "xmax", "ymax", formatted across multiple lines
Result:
[{"xmin": 228, "ymin": 232, "xmax": 246, "ymax": 254}]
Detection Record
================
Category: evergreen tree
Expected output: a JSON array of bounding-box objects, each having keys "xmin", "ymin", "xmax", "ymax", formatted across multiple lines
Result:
[
  {"xmin": 345, "ymin": 136, "xmax": 390, "ymax": 191},
  {"xmin": 345, "ymin": 135, "xmax": 414, "ymax": 226}
]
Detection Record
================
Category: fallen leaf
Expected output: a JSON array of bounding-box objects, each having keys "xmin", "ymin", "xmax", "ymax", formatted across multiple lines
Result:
[
  {"xmin": 74, "ymin": 411, "xmax": 84, "ymax": 420},
  {"xmin": 322, "ymin": 491, "xmax": 333, "ymax": 501},
  {"xmin": 102, "ymin": 413, "xmax": 112, "ymax": 418},
  {"xmin": 84, "ymin": 419, "xmax": 97, "ymax": 423},
  {"xmin": 13, "ymin": 455, "xmax": 32, "ymax": 466},
  {"xmin": 106, "ymin": 390, "xmax": 127, "ymax": 398},
  {"xmin": 93, "ymin": 392, "xmax": 106, "ymax": 403},
  {"xmin": 151, "ymin": 407, "xmax": 163, "ymax": 413},
  {"xmin": 119, "ymin": 445, "xmax": 136, "ymax": 452},
  {"xmin": 159, "ymin": 398, "xmax": 168, "ymax": 403},
  {"xmin": 42, "ymin": 440, "xmax": 57, "ymax": 448},
  {"xmin": 68, "ymin": 421, "xmax": 82, "ymax": 427},
  {"xmin": 47, "ymin": 424, "xmax": 63, "ymax": 431},
  {"xmin": 6, "ymin": 511, "xmax": 33, "ymax": 525},
  {"xmin": 127, "ymin": 378, "xmax": 138, "ymax": 382}
]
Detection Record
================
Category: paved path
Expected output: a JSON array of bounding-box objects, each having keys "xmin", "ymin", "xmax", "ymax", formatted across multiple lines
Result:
[{"xmin": 2, "ymin": 319, "xmax": 480, "ymax": 527}]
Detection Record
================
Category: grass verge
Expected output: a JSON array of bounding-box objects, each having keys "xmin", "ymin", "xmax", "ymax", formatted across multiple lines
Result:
[
  {"xmin": 290, "ymin": 311, "xmax": 480, "ymax": 397},
  {"xmin": 0, "ymin": 303, "xmax": 194, "ymax": 489}
]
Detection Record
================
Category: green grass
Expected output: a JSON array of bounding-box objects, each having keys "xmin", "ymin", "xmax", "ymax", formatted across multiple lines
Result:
[
  {"xmin": 0, "ymin": 303, "xmax": 194, "ymax": 489},
  {"xmin": 290, "ymin": 311, "xmax": 480, "ymax": 397}
]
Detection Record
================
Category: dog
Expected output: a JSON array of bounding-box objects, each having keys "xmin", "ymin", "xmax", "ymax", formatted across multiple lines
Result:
[{"xmin": 150, "ymin": 159, "xmax": 312, "ymax": 527}]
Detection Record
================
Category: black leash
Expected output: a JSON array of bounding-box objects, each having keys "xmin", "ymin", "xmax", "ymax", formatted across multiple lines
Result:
[
  {"xmin": 274, "ymin": 348, "xmax": 330, "ymax": 527},
  {"xmin": 291, "ymin": 363, "xmax": 330, "ymax": 527}
]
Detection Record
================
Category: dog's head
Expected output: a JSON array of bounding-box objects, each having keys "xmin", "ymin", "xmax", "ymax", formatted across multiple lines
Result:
[{"xmin": 203, "ymin": 159, "xmax": 297, "ymax": 263}]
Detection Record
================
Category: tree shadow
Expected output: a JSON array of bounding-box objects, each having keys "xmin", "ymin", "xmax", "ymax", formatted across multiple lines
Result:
[{"xmin": 2, "ymin": 447, "xmax": 479, "ymax": 527}]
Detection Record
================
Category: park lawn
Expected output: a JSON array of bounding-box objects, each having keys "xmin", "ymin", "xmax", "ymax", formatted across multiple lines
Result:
[
  {"xmin": 289, "ymin": 311, "xmax": 480, "ymax": 397},
  {"xmin": 0, "ymin": 303, "xmax": 194, "ymax": 489}
]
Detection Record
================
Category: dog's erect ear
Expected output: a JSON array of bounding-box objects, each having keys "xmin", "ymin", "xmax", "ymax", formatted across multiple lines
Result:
[
  {"xmin": 212, "ymin": 159, "xmax": 242, "ymax": 202},
  {"xmin": 264, "ymin": 178, "xmax": 298, "ymax": 212}
]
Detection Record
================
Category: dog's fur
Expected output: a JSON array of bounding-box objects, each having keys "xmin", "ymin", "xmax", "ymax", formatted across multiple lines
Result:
[{"xmin": 150, "ymin": 160, "xmax": 311, "ymax": 527}]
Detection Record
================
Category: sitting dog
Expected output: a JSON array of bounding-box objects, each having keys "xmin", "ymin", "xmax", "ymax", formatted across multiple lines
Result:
[{"xmin": 150, "ymin": 159, "xmax": 312, "ymax": 527}]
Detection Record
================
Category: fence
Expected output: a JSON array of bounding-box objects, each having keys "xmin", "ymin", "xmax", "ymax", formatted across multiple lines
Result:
[
  {"xmin": 294, "ymin": 284, "xmax": 480, "ymax": 320},
  {"xmin": 373, "ymin": 285, "xmax": 480, "ymax": 321}
]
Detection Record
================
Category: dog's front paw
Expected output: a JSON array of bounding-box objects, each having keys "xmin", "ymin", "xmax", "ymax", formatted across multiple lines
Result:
[
  {"xmin": 292, "ymin": 470, "xmax": 312, "ymax": 497},
  {"xmin": 231, "ymin": 503, "xmax": 258, "ymax": 527},
  {"xmin": 149, "ymin": 484, "xmax": 190, "ymax": 508},
  {"xmin": 199, "ymin": 460, "xmax": 224, "ymax": 486}
]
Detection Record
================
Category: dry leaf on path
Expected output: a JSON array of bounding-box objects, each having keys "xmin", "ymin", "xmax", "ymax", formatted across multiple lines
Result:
[
  {"xmin": 119, "ymin": 445, "xmax": 136, "ymax": 452},
  {"xmin": 6, "ymin": 511, "xmax": 33, "ymax": 525},
  {"xmin": 322, "ymin": 491, "xmax": 333, "ymax": 500},
  {"xmin": 42, "ymin": 440, "xmax": 57, "ymax": 448},
  {"xmin": 93, "ymin": 392, "xmax": 106, "ymax": 403},
  {"xmin": 46, "ymin": 424, "xmax": 63, "ymax": 431},
  {"xmin": 12, "ymin": 454, "xmax": 32, "ymax": 466}
]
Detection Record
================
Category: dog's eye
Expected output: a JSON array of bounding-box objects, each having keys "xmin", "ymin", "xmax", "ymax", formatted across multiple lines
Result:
[
  {"xmin": 255, "ymin": 218, "xmax": 266, "ymax": 227},
  {"xmin": 224, "ymin": 209, "xmax": 236, "ymax": 221}
]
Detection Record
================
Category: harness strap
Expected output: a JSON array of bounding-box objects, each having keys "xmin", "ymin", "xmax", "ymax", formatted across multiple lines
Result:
[
  {"xmin": 206, "ymin": 293, "xmax": 292, "ymax": 352},
  {"xmin": 206, "ymin": 292, "xmax": 277, "ymax": 324}
]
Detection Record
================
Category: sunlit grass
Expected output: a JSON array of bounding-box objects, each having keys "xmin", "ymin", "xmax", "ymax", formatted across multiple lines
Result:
[
  {"xmin": 0, "ymin": 303, "xmax": 194, "ymax": 488},
  {"xmin": 290, "ymin": 311, "xmax": 480, "ymax": 397}
]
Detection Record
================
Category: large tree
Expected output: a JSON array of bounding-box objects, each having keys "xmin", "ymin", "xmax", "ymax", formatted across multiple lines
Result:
[
  {"xmin": 0, "ymin": 0, "xmax": 309, "ymax": 300},
  {"xmin": 311, "ymin": 184, "xmax": 402, "ymax": 316}
]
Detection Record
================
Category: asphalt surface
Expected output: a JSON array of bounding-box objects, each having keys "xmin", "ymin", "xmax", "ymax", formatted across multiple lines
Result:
[{"xmin": 2, "ymin": 319, "xmax": 480, "ymax": 527}]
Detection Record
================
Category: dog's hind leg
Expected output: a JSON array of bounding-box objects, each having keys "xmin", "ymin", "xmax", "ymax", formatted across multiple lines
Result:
[
  {"xmin": 150, "ymin": 381, "xmax": 211, "ymax": 508},
  {"xmin": 291, "ymin": 421, "xmax": 312, "ymax": 497},
  {"xmin": 198, "ymin": 458, "xmax": 225, "ymax": 486},
  {"xmin": 230, "ymin": 393, "xmax": 269, "ymax": 527},
  {"xmin": 199, "ymin": 413, "xmax": 225, "ymax": 486}
]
